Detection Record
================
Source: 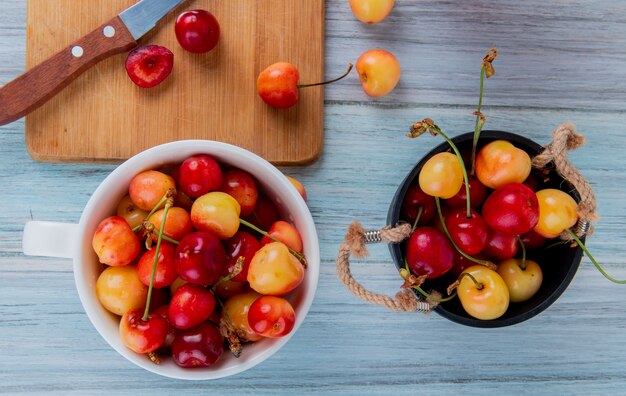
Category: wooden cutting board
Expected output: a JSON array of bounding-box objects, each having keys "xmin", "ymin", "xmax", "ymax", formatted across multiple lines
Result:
[{"xmin": 24, "ymin": 0, "xmax": 325, "ymax": 165}]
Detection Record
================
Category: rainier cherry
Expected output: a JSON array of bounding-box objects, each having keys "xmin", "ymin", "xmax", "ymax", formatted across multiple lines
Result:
[
  {"xmin": 116, "ymin": 195, "xmax": 148, "ymax": 229},
  {"xmin": 475, "ymin": 140, "xmax": 531, "ymax": 189},
  {"xmin": 96, "ymin": 265, "xmax": 148, "ymax": 316},
  {"xmin": 191, "ymin": 192, "xmax": 241, "ymax": 239},
  {"xmin": 355, "ymin": 49, "xmax": 401, "ymax": 97},
  {"xmin": 457, "ymin": 265, "xmax": 509, "ymax": 320},
  {"xmin": 419, "ymin": 152, "xmax": 464, "ymax": 199},
  {"xmin": 148, "ymin": 207, "xmax": 193, "ymax": 242},
  {"xmin": 119, "ymin": 309, "xmax": 168, "ymax": 354},
  {"xmin": 286, "ymin": 176, "xmax": 307, "ymax": 201},
  {"xmin": 350, "ymin": 0, "xmax": 395, "ymax": 23},
  {"xmin": 222, "ymin": 291, "xmax": 263, "ymax": 342},
  {"xmin": 497, "ymin": 258, "xmax": 543, "ymax": 303},
  {"xmin": 534, "ymin": 189, "xmax": 578, "ymax": 238},
  {"xmin": 129, "ymin": 170, "xmax": 176, "ymax": 211},
  {"xmin": 248, "ymin": 242, "xmax": 304, "ymax": 296},
  {"xmin": 257, "ymin": 62, "xmax": 353, "ymax": 109},
  {"xmin": 260, "ymin": 221, "xmax": 303, "ymax": 252},
  {"xmin": 92, "ymin": 216, "xmax": 140, "ymax": 266},
  {"xmin": 248, "ymin": 296, "xmax": 296, "ymax": 338}
]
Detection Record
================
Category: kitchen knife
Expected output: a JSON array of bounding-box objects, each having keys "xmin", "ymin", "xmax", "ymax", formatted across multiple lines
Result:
[{"xmin": 0, "ymin": 0, "xmax": 187, "ymax": 126}]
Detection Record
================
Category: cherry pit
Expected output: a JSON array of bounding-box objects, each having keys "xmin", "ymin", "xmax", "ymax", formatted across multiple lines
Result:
[{"xmin": 92, "ymin": 154, "xmax": 308, "ymax": 368}]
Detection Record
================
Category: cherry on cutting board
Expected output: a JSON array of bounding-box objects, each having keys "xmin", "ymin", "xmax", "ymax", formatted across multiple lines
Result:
[
  {"xmin": 175, "ymin": 10, "xmax": 220, "ymax": 53},
  {"xmin": 125, "ymin": 45, "xmax": 174, "ymax": 88},
  {"xmin": 257, "ymin": 62, "xmax": 353, "ymax": 109}
]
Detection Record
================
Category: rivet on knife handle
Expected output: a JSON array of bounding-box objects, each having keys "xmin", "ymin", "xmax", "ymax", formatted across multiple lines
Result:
[{"xmin": 0, "ymin": 16, "xmax": 137, "ymax": 126}]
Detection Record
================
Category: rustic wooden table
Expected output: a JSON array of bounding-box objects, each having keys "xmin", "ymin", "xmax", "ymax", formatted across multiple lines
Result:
[{"xmin": 2, "ymin": 0, "xmax": 626, "ymax": 394}]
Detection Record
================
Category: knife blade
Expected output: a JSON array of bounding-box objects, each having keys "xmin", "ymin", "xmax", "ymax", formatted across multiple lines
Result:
[{"xmin": 0, "ymin": 0, "xmax": 187, "ymax": 126}]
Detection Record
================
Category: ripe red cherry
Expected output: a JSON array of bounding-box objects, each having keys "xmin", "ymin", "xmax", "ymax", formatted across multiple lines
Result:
[
  {"xmin": 400, "ymin": 184, "xmax": 436, "ymax": 226},
  {"xmin": 168, "ymin": 284, "xmax": 216, "ymax": 330},
  {"xmin": 451, "ymin": 252, "xmax": 489, "ymax": 277},
  {"xmin": 220, "ymin": 169, "xmax": 258, "ymax": 217},
  {"xmin": 178, "ymin": 154, "xmax": 223, "ymax": 198},
  {"xmin": 248, "ymin": 296, "xmax": 296, "ymax": 338},
  {"xmin": 257, "ymin": 62, "xmax": 352, "ymax": 109},
  {"xmin": 136, "ymin": 243, "xmax": 178, "ymax": 288},
  {"xmin": 444, "ymin": 208, "xmax": 488, "ymax": 255},
  {"xmin": 242, "ymin": 194, "xmax": 279, "ymax": 233},
  {"xmin": 482, "ymin": 183, "xmax": 540, "ymax": 235},
  {"xmin": 405, "ymin": 227, "xmax": 454, "ymax": 279},
  {"xmin": 154, "ymin": 305, "xmax": 177, "ymax": 350},
  {"xmin": 446, "ymin": 176, "xmax": 488, "ymax": 209},
  {"xmin": 520, "ymin": 229, "xmax": 548, "ymax": 250},
  {"xmin": 483, "ymin": 228, "xmax": 518, "ymax": 260},
  {"xmin": 175, "ymin": 10, "xmax": 220, "ymax": 53},
  {"xmin": 125, "ymin": 45, "xmax": 174, "ymax": 88},
  {"xmin": 175, "ymin": 231, "xmax": 227, "ymax": 286},
  {"xmin": 223, "ymin": 231, "xmax": 261, "ymax": 282},
  {"xmin": 172, "ymin": 323, "xmax": 224, "ymax": 368},
  {"xmin": 119, "ymin": 310, "xmax": 168, "ymax": 354}
]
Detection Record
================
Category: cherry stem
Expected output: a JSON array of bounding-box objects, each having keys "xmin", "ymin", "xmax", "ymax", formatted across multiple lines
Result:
[
  {"xmin": 298, "ymin": 63, "xmax": 353, "ymax": 89},
  {"xmin": 566, "ymin": 228, "xmax": 626, "ymax": 284},
  {"xmin": 413, "ymin": 285, "xmax": 458, "ymax": 303},
  {"xmin": 516, "ymin": 235, "xmax": 527, "ymax": 270},
  {"xmin": 470, "ymin": 66, "xmax": 486, "ymax": 176},
  {"xmin": 142, "ymin": 198, "xmax": 173, "ymax": 321},
  {"xmin": 212, "ymin": 257, "xmax": 244, "ymax": 290},
  {"xmin": 543, "ymin": 240, "xmax": 569, "ymax": 250},
  {"xmin": 403, "ymin": 260, "xmax": 457, "ymax": 302},
  {"xmin": 459, "ymin": 272, "xmax": 484, "ymax": 290},
  {"xmin": 239, "ymin": 218, "xmax": 307, "ymax": 267},
  {"xmin": 435, "ymin": 197, "xmax": 496, "ymax": 270},
  {"xmin": 429, "ymin": 125, "xmax": 472, "ymax": 218},
  {"xmin": 131, "ymin": 195, "xmax": 170, "ymax": 233},
  {"xmin": 411, "ymin": 206, "xmax": 424, "ymax": 232}
]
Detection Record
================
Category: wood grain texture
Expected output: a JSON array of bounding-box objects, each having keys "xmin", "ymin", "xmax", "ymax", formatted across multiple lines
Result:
[
  {"xmin": 24, "ymin": 0, "xmax": 324, "ymax": 165},
  {"xmin": 3, "ymin": 0, "xmax": 626, "ymax": 394},
  {"xmin": 0, "ymin": 16, "xmax": 136, "ymax": 126}
]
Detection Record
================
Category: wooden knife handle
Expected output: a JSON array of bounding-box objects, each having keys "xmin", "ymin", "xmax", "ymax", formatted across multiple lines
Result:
[{"xmin": 0, "ymin": 16, "xmax": 137, "ymax": 126}]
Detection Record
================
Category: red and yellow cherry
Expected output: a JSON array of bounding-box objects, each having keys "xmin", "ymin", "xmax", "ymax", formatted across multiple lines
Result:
[
  {"xmin": 497, "ymin": 258, "xmax": 543, "ymax": 303},
  {"xmin": 129, "ymin": 170, "xmax": 176, "ymax": 211},
  {"xmin": 148, "ymin": 207, "xmax": 193, "ymax": 242},
  {"xmin": 191, "ymin": 192, "xmax": 241, "ymax": 239},
  {"xmin": 482, "ymin": 183, "xmax": 539, "ymax": 235},
  {"xmin": 116, "ymin": 195, "xmax": 148, "ymax": 229},
  {"xmin": 168, "ymin": 284, "xmax": 216, "ymax": 330},
  {"xmin": 92, "ymin": 216, "xmax": 140, "ymax": 266},
  {"xmin": 400, "ymin": 184, "xmax": 436, "ymax": 226},
  {"xmin": 444, "ymin": 208, "xmax": 488, "ymax": 255},
  {"xmin": 96, "ymin": 265, "xmax": 148, "ymax": 316},
  {"xmin": 175, "ymin": 10, "xmax": 220, "ymax": 54},
  {"xmin": 257, "ymin": 62, "xmax": 353, "ymax": 109},
  {"xmin": 171, "ymin": 323, "xmax": 224, "ymax": 368},
  {"xmin": 220, "ymin": 169, "xmax": 258, "ymax": 217},
  {"xmin": 223, "ymin": 231, "xmax": 261, "ymax": 283},
  {"xmin": 475, "ymin": 140, "xmax": 531, "ymax": 189},
  {"xmin": 248, "ymin": 296, "xmax": 296, "ymax": 338},
  {"xmin": 222, "ymin": 291, "xmax": 263, "ymax": 342},
  {"xmin": 446, "ymin": 176, "xmax": 488, "ymax": 209},
  {"xmin": 119, "ymin": 309, "xmax": 168, "ymax": 354},
  {"xmin": 520, "ymin": 229, "xmax": 547, "ymax": 250},
  {"xmin": 405, "ymin": 227, "xmax": 454, "ymax": 279},
  {"xmin": 482, "ymin": 228, "xmax": 518, "ymax": 260},
  {"xmin": 534, "ymin": 189, "xmax": 578, "ymax": 238},
  {"xmin": 248, "ymin": 242, "xmax": 304, "ymax": 296},
  {"xmin": 355, "ymin": 49, "xmax": 401, "ymax": 97},
  {"xmin": 178, "ymin": 154, "xmax": 223, "ymax": 198},
  {"xmin": 242, "ymin": 195, "xmax": 279, "ymax": 233},
  {"xmin": 350, "ymin": 0, "xmax": 395, "ymax": 23},
  {"xmin": 286, "ymin": 176, "xmax": 307, "ymax": 201},
  {"xmin": 175, "ymin": 231, "xmax": 227, "ymax": 286},
  {"xmin": 260, "ymin": 221, "xmax": 303, "ymax": 253},
  {"xmin": 457, "ymin": 265, "xmax": 510, "ymax": 320},
  {"xmin": 136, "ymin": 243, "xmax": 178, "ymax": 288},
  {"xmin": 419, "ymin": 152, "xmax": 464, "ymax": 199}
]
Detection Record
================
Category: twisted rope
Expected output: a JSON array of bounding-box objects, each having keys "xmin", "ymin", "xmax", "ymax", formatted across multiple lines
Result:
[
  {"xmin": 336, "ymin": 221, "xmax": 435, "ymax": 312},
  {"xmin": 531, "ymin": 123, "xmax": 598, "ymax": 239}
]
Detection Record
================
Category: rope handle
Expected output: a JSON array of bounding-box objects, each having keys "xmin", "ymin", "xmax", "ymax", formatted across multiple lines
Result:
[
  {"xmin": 531, "ymin": 123, "xmax": 598, "ymax": 239},
  {"xmin": 336, "ymin": 221, "xmax": 435, "ymax": 313}
]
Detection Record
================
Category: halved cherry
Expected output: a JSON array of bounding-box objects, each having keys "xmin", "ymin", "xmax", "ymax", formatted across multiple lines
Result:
[{"xmin": 125, "ymin": 45, "xmax": 174, "ymax": 88}]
